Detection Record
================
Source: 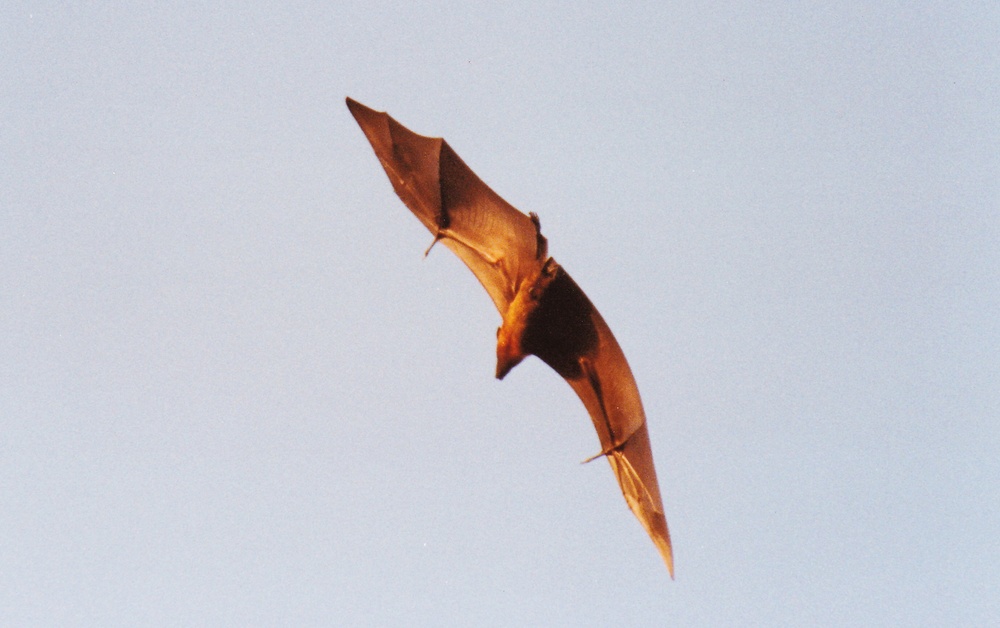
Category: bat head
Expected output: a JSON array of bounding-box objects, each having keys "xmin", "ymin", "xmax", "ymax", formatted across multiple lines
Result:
[
  {"xmin": 495, "ymin": 259, "xmax": 560, "ymax": 380},
  {"xmin": 495, "ymin": 325, "xmax": 525, "ymax": 380}
]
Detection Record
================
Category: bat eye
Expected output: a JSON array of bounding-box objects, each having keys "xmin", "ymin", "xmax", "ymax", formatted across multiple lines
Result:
[{"xmin": 496, "ymin": 327, "xmax": 501, "ymax": 338}]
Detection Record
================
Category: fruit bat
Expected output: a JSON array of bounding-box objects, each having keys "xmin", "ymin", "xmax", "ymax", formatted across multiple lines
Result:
[{"xmin": 346, "ymin": 97, "xmax": 674, "ymax": 577}]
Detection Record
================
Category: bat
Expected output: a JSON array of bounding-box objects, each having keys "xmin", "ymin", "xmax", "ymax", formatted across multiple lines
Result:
[{"xmin": 346, "ymin": 97, "xmax": 674, "ymax": 578}]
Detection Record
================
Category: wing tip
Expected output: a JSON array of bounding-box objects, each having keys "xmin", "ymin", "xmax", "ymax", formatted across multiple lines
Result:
[
  {"xmin": 345, "ymin": 97, "xmax": 397, "ymax": 157},
  {"xmin": 655, "ymin": 532, "xmax": 675, "ymax": 580},
  {"xmin": 345, "ymin": 96, "xmax": 377, "ymax": 123},
  {"xmin": 640, "ymin": 502, "xmax": 675, "ymax": 579},
  {"xmin": 607, "ymin": 437, "xmax": 675, "ymax": 579}
]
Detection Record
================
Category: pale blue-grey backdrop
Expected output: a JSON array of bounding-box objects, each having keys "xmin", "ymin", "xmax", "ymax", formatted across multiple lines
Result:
[{"xmin": 3, "ymin": 2, "xmax": 998, "ymax": 625}]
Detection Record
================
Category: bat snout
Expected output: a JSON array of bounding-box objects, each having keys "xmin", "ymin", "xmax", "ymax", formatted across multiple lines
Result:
[{"xmin": 495, "ymin": 353, "xmax": 523, "ymax": 380}]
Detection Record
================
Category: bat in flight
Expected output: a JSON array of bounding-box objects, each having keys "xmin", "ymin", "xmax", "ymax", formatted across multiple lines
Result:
[{"xmin": 347, "ymin": 97, "xmax": 674, "ymax": 577}]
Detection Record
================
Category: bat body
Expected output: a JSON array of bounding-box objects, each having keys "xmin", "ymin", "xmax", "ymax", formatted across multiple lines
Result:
[{"xmin": 347, "ymin": 97, "xmax": 674, "ymax": 577}]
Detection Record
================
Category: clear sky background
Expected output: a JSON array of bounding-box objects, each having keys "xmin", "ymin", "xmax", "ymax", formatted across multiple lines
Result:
[{"xmin": 3, "ymin": 2, "xmax": 999, "ymax": 625}]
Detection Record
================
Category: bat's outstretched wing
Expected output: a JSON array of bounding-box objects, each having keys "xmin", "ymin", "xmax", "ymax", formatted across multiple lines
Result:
[
  {"xmin": 348, "ymin": 97, "xmax": 673, "ymax": 578},
  {"xmin": 346, "ymin": 97, "xmax": 544, "ymax": 314},
  {"xmin": 569, "ymin": 316, "xmax": 673, "ymax": 578},
  {"xmin": 522, "ymin": 265, "xmax": 674, "ymax": 577}
]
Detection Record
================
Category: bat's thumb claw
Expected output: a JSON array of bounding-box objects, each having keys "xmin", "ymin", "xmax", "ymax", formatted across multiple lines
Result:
[
  {"xmin": 580, "ymin": 445, "xmax": 617, "ymax": 464},
  {"xmin": 424, "ymin": 233, "xmax": 444, "ymax": 257}
]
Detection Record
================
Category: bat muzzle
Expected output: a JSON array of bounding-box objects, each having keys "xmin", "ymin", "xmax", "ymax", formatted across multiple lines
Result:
[{"xmin": 495, "ymin": 354, "xmax": 523, "ymax": 380}]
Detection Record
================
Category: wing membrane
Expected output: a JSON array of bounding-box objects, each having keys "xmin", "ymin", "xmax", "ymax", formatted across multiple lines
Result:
[
  {"xmin": 563, "ymin": 289, "xmax": 674, "ymax": 577},
  {"xmin": 347, "ymin": 97, "xmax": 542, "ymax": 313}
]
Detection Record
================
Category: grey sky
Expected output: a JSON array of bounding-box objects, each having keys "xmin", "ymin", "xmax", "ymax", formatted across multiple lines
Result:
[{"xmin": 3, "ymin": 2, "xmax": 999, "ymax": 625}]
